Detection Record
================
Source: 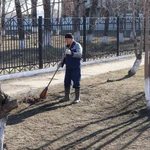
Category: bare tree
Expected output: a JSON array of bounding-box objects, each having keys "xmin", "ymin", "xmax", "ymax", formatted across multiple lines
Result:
[
  {"xmin": 85, "ymin": 0, "xmax": 111, "ymax": 43},
  {"xmin": 72, "ymin": 0, "xmax": 81, "ymax": 41},
  {"xmin": 0, "ymin": 0, "xmax": 2, "ymax": 52},
  {"xmin": 31, "ymin": 0, "xmax": 38, "ymax": 32},
  {"xmin": 86, "ymin": 0, "xmax": 98, "ymax": 42},
  {"xmin": 111, "ymin": 0, "xmax": 129, "ymax": 42},
  {"xmin": 144, "ymin": 0, "xmax": 150, "ymax": 109},
  {"xmin": 51, "ymin": 0, "xmax": 55, "ymax": 18},
  {"xmin": 20, "ymin": 0, "xmax": 30, "ymax": 17},
  {"xmin": 0, "ymin": 3, "xmax": 5, "ymax": 148},
  {"xmin": 25, "ymin": 0, "xmax": 29, "ymax": 16},
  {"xmin": 1, "ymin": 0, "xmax": 5, "ymax": 37},
  {"xmin": 102, "ymin": 7, "xmax": 109, "ymax": 43},
  {"xmin": 128, "ymin": 0, "xmax": 144, "ymax": 76},
  {"xmin": 0, "ymin": 0, "xmax": 2, "ymax": 77},
  {"xmin": 61, "ymin": 0, "xmax": 66, "ymax": 17},
  {"xmin": 61, "ymin": 0, "xmax": 73, "ymax": 17},
  {"xmin": 55, "ymin": 0, "xmax": 61, "ymax": 35},
  {"xmin": 15, "ymin": 0, "xmax": 25, "ymax": 49},
  {"xmin": 43, "ymin": 0, "xmax": 51, "ymax": 46}
]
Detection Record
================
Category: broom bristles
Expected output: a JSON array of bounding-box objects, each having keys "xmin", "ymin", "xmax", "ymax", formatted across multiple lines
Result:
[{"xmin": 40, "ymin": 87, "xmax": 48, "ymax": 99}]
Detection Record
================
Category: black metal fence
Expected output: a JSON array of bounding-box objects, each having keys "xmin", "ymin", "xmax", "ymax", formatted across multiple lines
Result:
[{"xmin": 0, "ymin": 16, "xmax": 144, "ymax": 75}]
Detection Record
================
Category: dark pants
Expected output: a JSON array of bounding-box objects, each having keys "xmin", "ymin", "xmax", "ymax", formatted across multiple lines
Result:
[{"xmin": 64, "ymin": 68, "xmax": 81, "ymax": 88}]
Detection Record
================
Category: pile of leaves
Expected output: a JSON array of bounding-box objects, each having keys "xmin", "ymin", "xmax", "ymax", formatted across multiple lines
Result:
[{"xmin": 22, "ymin": 94, "xmax": 42, "ymax": 105}]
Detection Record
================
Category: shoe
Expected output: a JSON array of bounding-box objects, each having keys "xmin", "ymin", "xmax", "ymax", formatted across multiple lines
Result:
[
  {"xmin": 59, "ymin": 97, "xmax": 70, "ymax": 102},
  {"xmin": 59, "ymin": 87, "xmax": 70, "ymax": 102},
  {"xmin": 72, "ymin": 99, "xmax": 80, "ymax": 104},
  {"xmin": 72, "ymin": 88, "xmax": 80, "ymax": 104}
]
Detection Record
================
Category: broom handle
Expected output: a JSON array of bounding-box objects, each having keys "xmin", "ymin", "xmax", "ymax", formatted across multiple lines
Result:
[
  {"xmin": 46, "ymin": 42, "xmax": 72, "ymax": 88},
  {"xmin": 47, "ymin": 54, "xmax": 66, "ymax": 88},
  {"xmin": 47, "ymin": 68, "xmax": 59, "ymax": 87}
]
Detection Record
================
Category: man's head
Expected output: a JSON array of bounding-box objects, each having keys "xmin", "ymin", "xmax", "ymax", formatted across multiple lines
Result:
[{"xmin": 65, "ymin": 33, "xmax": 74, "ymax": 45}]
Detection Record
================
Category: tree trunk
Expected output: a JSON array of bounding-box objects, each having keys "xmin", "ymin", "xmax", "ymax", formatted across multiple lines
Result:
[
  {"xmin": 1, "ymin": 0, "xmax": 5, "ymax": 37},
  {"xmin": 102, "ymin": 9, "xmax": 109, "ymax": 44},
  {"xmin": 123, "ymin": 15, "xmax": 127, "ymax": 37},
  {"xmin": 31, "ymin": 0, "xmax": 38, "ymax": 32},
  {"xmin": 0, "ymin": 91, "xmax": 18, "ymax": 149},
  {"xmin": 0, "ymin": 117, "xmax": 7, "ymax": 150},
  {"xmin": 72, "ymin": 0, "xmax": 80, "ymax": 42},
  {"xmin": 144, "ymin": 0, "xmax": 150, "ymax": 109},
  {"xmin": 0, "ymin": 0, "xmax": 2, "ymax": 52},
  {"xmin": 87, "ymin": 0, "xmax": 98, "ymax": 42},
  {"xmin": 128, "ymin": 0, "xmax": 143, "ymax": 76},
  {"xmin": 0, "ymin": 0, "xmax": 3, "ymax": 69},
  {"xmin": 56, "ymin": 0, "xmax": 61, "ymax": 35},
  {"xmin": 15, "ymin": 0, "xmax": 25, "ymax": 49},
  {"xmin": 43, "ymin": 0, "xmax": 51, "ymax": 46},
  {"xmin": 25, "ymin": 0, "xmax": 29, "ymax": 17},
  {"xmin": 119, "ymin": 18, "xmax": 124, "ymax": 42}
]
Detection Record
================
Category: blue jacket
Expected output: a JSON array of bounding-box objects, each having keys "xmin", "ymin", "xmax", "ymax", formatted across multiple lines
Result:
[{"xmin": 62, "ymin": 40, "xmax": 82, "ymax": 69}]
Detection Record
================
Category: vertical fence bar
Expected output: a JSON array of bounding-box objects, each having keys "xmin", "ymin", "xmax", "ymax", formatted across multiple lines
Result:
[
  {"xmin": 83, "ymin": 16, "xmax": 86, "ymax": 62},
  {"xmin": 38, "ymin": 16, "xmax": 43, "ymax": 69},
  {"xmin": 117, "ymin": 16, "xmax": 119, "ymax": 56}
]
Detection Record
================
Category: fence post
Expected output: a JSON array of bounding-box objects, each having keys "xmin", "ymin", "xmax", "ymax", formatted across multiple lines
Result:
[
  {"xmin": 117, "ymin": 16, "xmax": 119, "ymax": 56},
  {"xmin": 38, "ymin": 16, "xmax": 43, "ymax": 69},
  {"xmin": 83, "ymin": 16, "xmax": 86, "ymax": 62}
]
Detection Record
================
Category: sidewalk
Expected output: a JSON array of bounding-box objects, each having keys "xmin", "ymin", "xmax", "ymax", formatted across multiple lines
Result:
[{"xmin": 0, "ymin": 54, "xmax": 144, "ymax": 98}]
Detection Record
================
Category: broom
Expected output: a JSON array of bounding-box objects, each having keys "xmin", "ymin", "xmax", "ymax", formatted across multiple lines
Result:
[
  {"xmin": 40, "ymin": 43, "xmax": 72, "ymax": 99},
  {"xmin": 40, "ymin": 67, "xmax": 59, "ymax": 99},
  {"xmin": 40, "ymin": 55, "xmax": 66, "ymax": 99}
]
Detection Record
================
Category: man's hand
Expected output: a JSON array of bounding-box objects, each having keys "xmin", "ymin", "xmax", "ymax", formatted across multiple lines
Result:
[{"xmin": 65, "ymin": 49, "xmax": 71, "ymax": 55}]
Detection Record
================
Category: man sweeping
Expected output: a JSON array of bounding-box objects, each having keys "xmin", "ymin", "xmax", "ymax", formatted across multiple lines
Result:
[{"xmin": 58, "ymin": 33, "xmax": 83, "ymax": 104}]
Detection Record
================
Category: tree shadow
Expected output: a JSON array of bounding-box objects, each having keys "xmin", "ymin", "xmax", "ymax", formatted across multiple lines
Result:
[
  {"xmin": 7, "ymin": 90, "xmax": 150, "ymax": 150},
  {"xmin": 7, "ymin": 96, "xmax": 73, "ymax": 125},
  {"xmin": 34, "ymin": 92, "xmax": 150, "ymax": 150},
  {"xmin": 118, "ymin": 92, "xmax": 145, "ymax": 112},
  {"xmin": 107, "ymin": 74, "xmax": 133, "ymax": 82},
  {"xmin": 34, "ymin": 108, "xmax": 150, "ymax": 150}
]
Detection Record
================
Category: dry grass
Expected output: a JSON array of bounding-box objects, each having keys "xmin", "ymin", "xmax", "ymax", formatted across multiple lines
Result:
[{"xmin": 4, "ymin": 65, "xmax": 150, "ymax": 150}]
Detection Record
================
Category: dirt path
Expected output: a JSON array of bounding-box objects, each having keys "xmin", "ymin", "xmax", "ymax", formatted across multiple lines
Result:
[{"xmin": 4, "ymin": 65, "xmax": 150, "ymax": 150}]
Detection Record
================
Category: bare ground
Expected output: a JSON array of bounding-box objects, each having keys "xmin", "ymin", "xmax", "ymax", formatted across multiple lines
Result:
[{"xmin": 4, "ymin": 65, "xmax": 150, "ymax": 150}]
